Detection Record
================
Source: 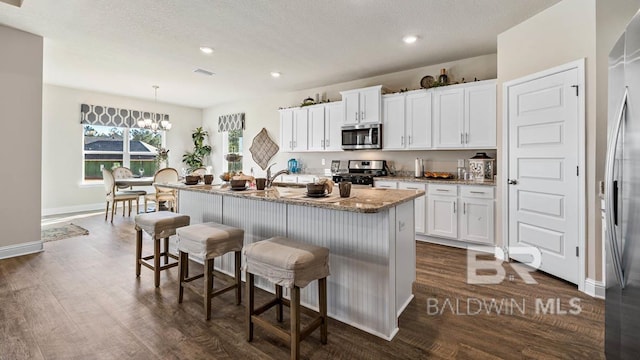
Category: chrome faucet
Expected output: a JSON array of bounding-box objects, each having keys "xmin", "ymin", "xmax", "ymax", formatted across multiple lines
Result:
[{"xmin": 266, "ymin": 163, "xmax": 290, "ymax": 188}]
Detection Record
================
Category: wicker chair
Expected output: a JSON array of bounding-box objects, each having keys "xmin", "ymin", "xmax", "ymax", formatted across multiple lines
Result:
[
  {"xmin": 144, "ymin": 168, "xmax": 179, "ymax": 212},
  {"xmin": 102, "ymin": 169, "xmax": 139, "ymax": 223}
]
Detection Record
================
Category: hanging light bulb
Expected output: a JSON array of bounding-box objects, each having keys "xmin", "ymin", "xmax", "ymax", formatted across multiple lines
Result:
[{"xmin": 138, "ymin": 85, "xmax": 172, "ymax": 131}]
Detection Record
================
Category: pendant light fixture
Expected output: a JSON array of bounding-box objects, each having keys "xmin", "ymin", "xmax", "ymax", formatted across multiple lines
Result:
[{"xmin": 137, "ymin": 85, "xmax": 172, "ymax": 131}]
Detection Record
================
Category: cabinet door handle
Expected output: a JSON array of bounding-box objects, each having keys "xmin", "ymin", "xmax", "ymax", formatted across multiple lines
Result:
[
  {"xmin": 463, "ymin": 202, "xmax": 466, "ymax": 214},
  {"xmin": 470, "ymin": 191, "xmax": 485, "ymax": 194},
  {"xmin": 326, "ymin": 140, "xmax": 330, "ymax": 147},
  {"xmin": 409, "ymin": 135, "xmax": 412, "ymax": 144},
  {"xmin": 460, "ymin": 133, "xmax": 464, "ymax": 144},
  {"xmin": 453, "ymin": 202, "xmax": 456, "ymax": 213},
  {"xmin": 355, "ymin": 112, "xmax": 359, "ymax": 121},
  {"xmin": 361, "ymin": 111, "xmax": 365, "ymax": 120},
  {"xmin": 321, "ymin": 140, "xmax": 325, "ymax": 147},
  {"xmin": 289, "ymin": 141, "xmax": 292, "ymax": 149},
  {"xmin": 436, "ymin": 189, "xmax": 450, "ymax": 192},
  {"xmin": 401, "ymin": 136, "xmax": 404, "ymax": 145},
  {"xmin": 465, "ymin": 133, "xmax": 469, "ymax": 144}
]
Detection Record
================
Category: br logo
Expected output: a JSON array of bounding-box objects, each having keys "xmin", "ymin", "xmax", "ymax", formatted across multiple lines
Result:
[{"xmin": 466, "ymin": 246, "xmax": 542, "ymax": 285}]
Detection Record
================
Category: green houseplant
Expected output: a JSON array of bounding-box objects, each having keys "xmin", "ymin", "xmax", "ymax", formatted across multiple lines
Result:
[{"xmin": 182, "ymin": 127, "xmax": 212, "ymax": 172}]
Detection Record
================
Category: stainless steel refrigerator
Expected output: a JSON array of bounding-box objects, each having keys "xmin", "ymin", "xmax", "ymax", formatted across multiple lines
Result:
[{"xmin": 605, "ymin": 9, "xmax": 640, "ymax": 359}]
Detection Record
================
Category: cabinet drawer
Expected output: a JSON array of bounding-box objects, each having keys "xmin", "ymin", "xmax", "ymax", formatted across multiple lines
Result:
[
  {"xmin": 460, "ymin": 186, "xmax": 494, "ymax": 199},
  {"xmin": 297, "ymin": 175, "xmax": 318, "ymax": 184},
  {"xmin": 374, "ymin": 181, "xmax": 398, "ymax": 189},
  {"xmin": 427, "ymin": 184, "xmax": 457, "ymax": 196}
]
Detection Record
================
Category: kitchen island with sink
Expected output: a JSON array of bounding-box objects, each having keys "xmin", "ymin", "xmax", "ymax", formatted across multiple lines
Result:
[{"xmin": 161, "ymin": 183, "xmax": 423, "ymax": 340}]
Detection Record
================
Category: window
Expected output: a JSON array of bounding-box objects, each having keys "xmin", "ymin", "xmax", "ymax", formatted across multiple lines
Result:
[
  {"xmin": 83, "ymin": 125, "xmax": 163, "ymax": 181},
  {"xmin": 222, "ymin": 129, "xmax": 243, "ymax": 173}
]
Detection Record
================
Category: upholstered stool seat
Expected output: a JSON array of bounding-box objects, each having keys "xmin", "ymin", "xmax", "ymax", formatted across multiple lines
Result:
[
  {"xmin": 135, "ymin": 211, "xmax": 190, "ymax": 287},
  {"xmin": 177, "ymin": 222, "xmax": 244, "ymax": 320},
  {"xmin": 244, "ymin": 236, "xmax": 329, "ymax": 360}
]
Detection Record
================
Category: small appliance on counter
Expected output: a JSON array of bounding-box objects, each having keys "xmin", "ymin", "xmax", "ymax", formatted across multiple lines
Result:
[
  {"xmin": 414, "ymin": 158, "xmax": 424, "ymax": 178},
  {"xmin": 332, "ymin": 160, "xmax": 388, "ymax": 186},
  {"xmin": 468, "ymin": 152, "xmax": 495, "ymax": 182}
]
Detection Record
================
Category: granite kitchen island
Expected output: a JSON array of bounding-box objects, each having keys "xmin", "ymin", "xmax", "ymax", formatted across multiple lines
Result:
[{"xmin": 162, "ymin": 183, "xmax": 423, "ymax": 340}]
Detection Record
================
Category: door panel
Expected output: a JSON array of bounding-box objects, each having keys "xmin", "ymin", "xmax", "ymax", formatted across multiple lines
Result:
[
  {"xmin": 428, "ymin": 196, "xmax": 457, "ymax": 239},
  {"xmin": 382, "ymin": 95, "xmax": 405, "ymax": 149},
  {"xmin": 433, "ymin": 88, "xmax": 464, "ymax": 148},
  {"xmin": 507, "ymin": 67, "xmax": 580, "ymax": 284},
  {"xmin": 406, "ymin": 92, "xmax": 432, "ymax": 149}
]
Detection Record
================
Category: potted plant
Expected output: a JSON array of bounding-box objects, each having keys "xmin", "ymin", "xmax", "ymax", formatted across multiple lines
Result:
[{"xmin": 182, "ymin": 127, "xmax": 212, "ymax": 172}]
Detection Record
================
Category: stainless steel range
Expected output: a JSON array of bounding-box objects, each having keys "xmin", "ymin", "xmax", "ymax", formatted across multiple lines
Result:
[{"xmin": 332, "ymin": 160, "xmax": 388, "ymax": 186}]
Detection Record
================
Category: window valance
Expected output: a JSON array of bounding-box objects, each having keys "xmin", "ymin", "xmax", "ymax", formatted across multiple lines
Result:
[
  {"xmin": 218, "ymin": 113, "xmax": 245, "ymax": 132},
  {"xmin": 80, "ymin": 103, "xmax": 170, "ymax": 129}
]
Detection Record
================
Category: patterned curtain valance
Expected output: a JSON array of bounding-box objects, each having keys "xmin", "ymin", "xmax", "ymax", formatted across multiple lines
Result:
[
  {"xmin": 80, "ymin": 104, "xmax": 170, "ymax": 128},
  {"xmin": 218, "ymin": 113, "xmax": 245, "ymax": 132}
]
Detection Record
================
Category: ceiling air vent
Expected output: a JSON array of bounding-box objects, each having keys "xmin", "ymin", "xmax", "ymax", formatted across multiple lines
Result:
[{"xmin": 193, "ymin": 68, "xmax": 215, "ymax": 76}]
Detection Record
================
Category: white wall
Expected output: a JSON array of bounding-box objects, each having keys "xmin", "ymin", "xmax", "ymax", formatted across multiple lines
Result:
[
  {"xmin": 0, "ymin": 25, "xmax": 42, "ymax": 252},
  {"xmin": 42, "ymin": 84, "xmax": 202, "ymax": 215},
  {"xmin": 203, "ymin": 54, "xmax": 497, "ymax": 178},
  {"xmin": 497, "ymin": 0, "xmax": 640, "ymax": 283}
]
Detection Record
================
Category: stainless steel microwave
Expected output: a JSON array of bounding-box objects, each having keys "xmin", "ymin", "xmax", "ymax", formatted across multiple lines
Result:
[{"xmin": 341, "ymin": 123, "xmax": 381, "ymax": 150}]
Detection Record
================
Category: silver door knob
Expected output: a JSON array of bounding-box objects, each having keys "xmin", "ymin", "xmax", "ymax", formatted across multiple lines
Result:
[{"xmin": 508, "ymin": 179, "xmax": 518, "ymax": 185}]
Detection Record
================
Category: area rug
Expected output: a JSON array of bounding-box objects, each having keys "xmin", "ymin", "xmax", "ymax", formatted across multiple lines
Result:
[{"xmin": 41, "ymin": 223, "xmax": 89, "ymax": 243}]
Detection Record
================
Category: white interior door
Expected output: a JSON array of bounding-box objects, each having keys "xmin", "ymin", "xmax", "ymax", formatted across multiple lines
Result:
[{"xmin": 507, "ymin": 67, "xmax": 581, "ymax": 284}]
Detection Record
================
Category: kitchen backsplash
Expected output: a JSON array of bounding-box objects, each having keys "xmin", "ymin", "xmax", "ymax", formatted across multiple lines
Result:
[{"xmin": 285, "ymin": 150, "xmax": 497, "ymax": 176}]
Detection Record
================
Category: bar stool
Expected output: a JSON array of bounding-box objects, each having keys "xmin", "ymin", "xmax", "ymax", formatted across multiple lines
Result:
[
  {"xmin": 134, "ymin": 211, "xmax": 190, "ymax": 287},
  {"xmin": 244, "ymin": 236, "xmax": 330, "ymax": 360},
  {"xmin": 176, "ymin": 222, "xmax": 244, "ymax": 320}
]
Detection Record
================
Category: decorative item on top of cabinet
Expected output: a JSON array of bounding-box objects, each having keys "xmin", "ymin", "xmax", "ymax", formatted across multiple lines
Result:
[{"xmin": 438, "ymin": 68, "xmax": 449, "ymax": 85}]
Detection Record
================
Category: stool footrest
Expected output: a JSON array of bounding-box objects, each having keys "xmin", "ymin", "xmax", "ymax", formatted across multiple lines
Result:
[
  {"xmin": 142, "ymin": 253, "xmax": 178, "ymax": 261},
  {"xmin": 253, "ymin": 298, "xmax": 280, "ymax": 317},
  {"xmin": 251, "ymin": 315, "xmax": 290, "ymax": 343},
  {"xmin": 139, "ymin": 258, "xmax": 178, "ymax": 271}
]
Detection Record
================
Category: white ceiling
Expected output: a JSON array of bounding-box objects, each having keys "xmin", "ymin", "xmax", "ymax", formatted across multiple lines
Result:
[{"xmin": 0, "ymin": 0, "xmax": 559, "ymax": 108}]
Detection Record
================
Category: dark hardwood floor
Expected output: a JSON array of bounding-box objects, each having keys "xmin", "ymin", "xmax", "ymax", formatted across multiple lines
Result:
[{"xmin": 0, "ymin": 212, "xmax": 604, "ymax": 359}]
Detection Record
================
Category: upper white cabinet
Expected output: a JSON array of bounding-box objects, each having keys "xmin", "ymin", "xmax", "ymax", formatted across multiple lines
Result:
[
  {"xmin": 341, "ymin": 85, "xmax": 383, "ymax": 125},
  {"xmin": 307, "ymin": 102, "xmax": 343, "ymax": 152},
  {"xmin": 307, "ymin": 105, "xmax": 326, "ymax": 151},
  {"xmin": 279, "ymin": 108, "xmax": 308, "ymax": 152},
  {"xmin": 383, "ymin": 90, "xmax": 433, "ymax": 150},
  {"xmin": 433, "ymin": 80, "xmax": 496, "ymax": 149}
]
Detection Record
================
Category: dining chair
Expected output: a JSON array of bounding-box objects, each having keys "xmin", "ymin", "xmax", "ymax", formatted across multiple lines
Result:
[
  {"xmin": 144, "ymin": 167, "xmax": 179, "ymax": 212},
  {"xmin": 113, "ymin": 166, "xmax": 147, "ymax": 213},
  {"xmin": 102, "ymin": 169, "xmax": 140, "ymax": 223}
]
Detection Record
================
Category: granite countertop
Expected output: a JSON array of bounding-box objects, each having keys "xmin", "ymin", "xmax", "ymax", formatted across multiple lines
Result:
[
  {"xmin": 382, "ymin": 176, "xmax": 497, "ymax": 186},
  {"xmin": 160, "ymin": 183, "xmax": 424, "ymax": 213}
]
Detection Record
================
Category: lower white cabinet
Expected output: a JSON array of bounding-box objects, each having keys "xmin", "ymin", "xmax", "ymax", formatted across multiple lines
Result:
[
  {"xmin": 459, "ymin": 186, "xmax": 494, "ymax": 244},
  {"xmin": 427, "ymin": 184, "xmax": 495, "ymax": 244},
  {"xmin": 398, "ymin": 182, "xmax": 426, "ymax": 234},
  {"xmin": 427, "ymin": 184, "xmax": 458, "ymax": 239}
]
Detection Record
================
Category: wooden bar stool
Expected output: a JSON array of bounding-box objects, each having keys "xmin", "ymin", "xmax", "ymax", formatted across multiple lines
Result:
[
  {"xmin": 243, "ymin": 236, "xmax": 330, "ymax": 360},
  {"xmin": 176, "ymin": 222, "xmax": 244, "ymax": 320},
  {"xmin": 134, "ymin": 211, "xmax": 190, "ymax": 287}
]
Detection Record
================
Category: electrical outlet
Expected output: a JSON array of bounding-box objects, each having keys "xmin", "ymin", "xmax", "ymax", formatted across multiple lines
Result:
[{"xmin": 321, "ymin": 158, "xmax": 325, "ymax": 166}]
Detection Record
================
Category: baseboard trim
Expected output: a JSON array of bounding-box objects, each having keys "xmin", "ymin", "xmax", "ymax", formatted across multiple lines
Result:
[
  {"xmin": 584, "ymin": 278, "xmax": 605, "ymax": 299},
  {"xmin": 0, "ymin": 241, "xmax": 43, "ymax": 260},
  {"xmin": 42, "ymin": 202, "xmax": 105, "ymax": 217}
]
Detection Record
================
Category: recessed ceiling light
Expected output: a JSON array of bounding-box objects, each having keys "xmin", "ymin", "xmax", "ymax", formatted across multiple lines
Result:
[
  {"xmin": 199, "ymin": 46, "xmax": 214, "ymax": 54},
  {"xmin": 402, "ymin": 35, "xmax": 418, "ymax": 44},
  {"xmin": 270, "ymin": 72, "xmax": 281, "ymax": 78}
]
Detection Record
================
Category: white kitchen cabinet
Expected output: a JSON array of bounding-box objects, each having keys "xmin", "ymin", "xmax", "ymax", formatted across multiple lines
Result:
[
  {"xmin": 405, "ymin": 91, "xmax": 432, "ymax": 149},
  {"xmin": 459, "ymin": 186, "xmax": 494, "ymax": 244},
  {"xmin": 464, "ymin": 82, "xmax": 496, "ymax": 148},
  {"xmin": 307, "ymin": 105, "xmax": 326, "ymax": 151},
  {"xmin": 432, "ymin": 80, "xmax": 496, "ymax": 149},
  {"xmin": 324, "ymin": 101, "xmax": 343, "ymax": 151},
  {"xmin": 427, "ymin": 184, "xmax": 458, "ymax": 239},
  {"xmin": 279, "ymin": 108, "xmax": 308, "ymax": 152},
  {"xmin": 373, "ymin": 180, "xmax": 398, "ymax": 189},
  {"xmin": 382, "ymin": 94, "xmax": 406, "ymax": 150},
  {"xmin": 382, "ymin": 90, "xmax": 432, "ymax": 150},
  {"xmin": 279, "ymin": 108, "xmax": 295, "ymax": 152},
  {"xmin": 307, "ymin": 102, "xmax": 344, "ymax": 152},
  {"xmin": 341, "ymin": 85, "xmax": 383, "ymax": 125},
  {"xmin": 399, "ymin": 182, "xmax": 426, "ymax": 234}
]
